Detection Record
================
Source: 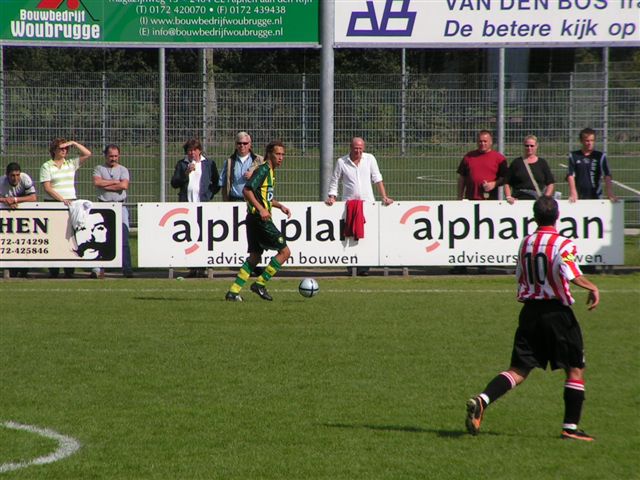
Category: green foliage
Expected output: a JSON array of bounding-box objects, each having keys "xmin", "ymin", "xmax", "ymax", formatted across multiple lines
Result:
[{"xmin": 1, "ymin": 276, "xmax": 638, "ymax": 479}]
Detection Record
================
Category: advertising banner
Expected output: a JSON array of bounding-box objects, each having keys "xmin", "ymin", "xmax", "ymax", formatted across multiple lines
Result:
[
  {"xmin": 137, "ymin": 200, "xmax": 623, "ymax": 268},
  {"xmin": 137, "ymin": 202, "xmax": 380, "ymax": 268},
  {"xmin": 0, "ymin": 203, "xmax": 122, "ymax": 268},
  {"xmin": 335, "ymin": 0, "xmax": 640, "ymax": 47},
  {"xmin": 0, "ymin": 0, "xmax": 319, "ymax": 47},
  {"xmin": 379, "ymin": 200, "xmax": 624, "ymax": 266}
]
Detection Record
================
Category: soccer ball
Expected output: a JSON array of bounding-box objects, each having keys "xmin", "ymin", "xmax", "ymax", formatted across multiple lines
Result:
[{"xmin": 298, "ymin": 278, "xmax": 319, "ymax": 298}]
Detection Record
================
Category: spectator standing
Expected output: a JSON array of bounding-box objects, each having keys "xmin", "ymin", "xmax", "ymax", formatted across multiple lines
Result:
[
  {"xmin": 504, "ymin": 135, "xmax": 556, "ymax": 204},
  {"xmin": 40, "ymin": 137, "xmax": 92, "ymax": 278},
  {"xmin": 171, "ymin": 138, "xmax": 220, "ymax": 278},
  {"xmin": 325, "ymin": 137, "xmax": 393, "ymax": 276},
  {"xmin": 218, "ymin": 131, "xmax": 264, "ymax": 202},
  {"xmin": 92, "ymin": 144, "xmax": 134, "ymax": 278},
  {"xmin": 567, "ymin": 128, "xmax": 617, "ymax": 203},
  {"xmin": 465, "ymin": 196, "xmax": 600, "ymax": 442},
  {"xmin": 454, "ymin": 130, "xmax": 507, "ymax": 274},
  {"xmin": 457, "ymin": 130, "xmax": 507, "ymax": 201},
  {"xmin": 1, "ymin": 162, "xmax": 38, "ymax": 278},
  {"xmin": 225, "ymin": 141, "xmax": 291, "ymax": 302}
]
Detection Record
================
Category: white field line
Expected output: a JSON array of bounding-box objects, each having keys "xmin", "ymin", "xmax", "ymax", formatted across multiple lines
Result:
[
  {"xmin": 415, "ymin": 175, "xmax": 456, "ymax": 184},
  {"xmin": 558, "ymin": 163, "xmax": 640, "ymax": 196},
  {"xmin": 0, "ymin": 421, "xmax": 81, "ymax": 474},
  {"xmin": 1, "ymin": 287, "xmax": 638, "ymax": 294}
]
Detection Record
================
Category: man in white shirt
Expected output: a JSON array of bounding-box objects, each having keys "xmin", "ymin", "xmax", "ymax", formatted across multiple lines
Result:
[
  {"xmin": 325, "ymin": 137, "xmax": 393, "ymax": 206},
  {"xmin": 325, "ymin": 137, "xmax": 393, "ymax": 276},
  {"xmin": 1, "ymin": 162, "xmax": 37, "ymax": 278},
  {"xmin": 0, "ymin": 162, "xmax": 37, "ymax": 209}
]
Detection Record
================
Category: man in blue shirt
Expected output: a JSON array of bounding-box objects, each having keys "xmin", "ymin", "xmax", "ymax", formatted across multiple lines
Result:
[
  {"xmin": 218, "ymin": 131, "xmax": 264, "ymax": 202},
  {"xmin": 567, "ymin": 128, "xmax": 617, "ymax": 203}
]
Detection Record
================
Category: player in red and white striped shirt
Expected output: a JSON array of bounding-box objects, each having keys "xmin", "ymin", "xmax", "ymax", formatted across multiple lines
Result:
[{"xmin": 465, "ymin": 196, "xmax": 600, "ymax": 441}]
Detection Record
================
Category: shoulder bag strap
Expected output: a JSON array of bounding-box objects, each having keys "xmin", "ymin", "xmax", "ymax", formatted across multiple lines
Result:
[{"xmin": 522, "ymin": 159, "xmax": 542, "ymax": 197}]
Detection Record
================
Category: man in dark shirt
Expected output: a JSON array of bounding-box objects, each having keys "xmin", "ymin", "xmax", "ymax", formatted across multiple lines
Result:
[{"xmin": 567, "ymin": 128, "xmax": 617, "ymax": 202}]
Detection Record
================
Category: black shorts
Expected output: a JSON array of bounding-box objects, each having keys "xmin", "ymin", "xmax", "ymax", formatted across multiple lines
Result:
[
  {"xmin": 245, "ymin": 213, "xmax": 287, "ymax": 254},
  {"xmin": 510, "ymin": 300, "xmax": 585, "ymax": 371}
]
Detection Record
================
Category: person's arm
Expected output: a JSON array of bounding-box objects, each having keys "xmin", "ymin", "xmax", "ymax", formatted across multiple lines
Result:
[
  {"xmin": 94, "ymin": 176, "xmax": 129, "ymax": 191},
  {"xmin": 325, "ymin": 160, "xmax": 342, "ymax": 205},
  {"xmin": 42, "ymin": 180, "xmax": 71, "ymax": 205},
  {"xmin": 571, "ymin": 275, "xmax": 600, "ymax": 310},
  {"xmin": 565, "ymin": 153, "xmax": 578, "ymax": 202},
  {"xmin": 62, "ymin": 141, "xmax": 92, "ymax": 165},
  {"xmin": 457, "ymin": 175, "xmax": 465, "ymax": 200},
  {"xmin": 536, "ymin": 158, "xmax": 555, "ymax": 198},
  {"xmin": 567, "ymin": 175, "xmax": 578, "ymax": 203},
  {"xmin": 504, "ymin": 183, "xmax": 515, "ymax": 204},
  {"xmin": 603, "ymin": 175, "xmax": 618, "ymax": 202},
  {"xmin": 490, "ymin": 159, "xmax": 509, "ymax": 190},
  {"xmin": 218, "ymin": 160, "xmax": 228, "ymax": 188},
  {"xmin": 15, "ymin": 193, "xmax": 37, "ymax": 208},
  {"xmin": 272, "ymin": 199, "xmax": 291, "ymax": 219},
  {"xmin": 170, "ymin": 161, "xmax": 187, "ymax": 189},
  {"xmin": 375, "ymin": 181, "xmax": 393, "ymax": 205},
  {"xmin": 543, "ymin": 183, "xmax": 555, "ymax": 197},
  {"xmin": 209, "ymin": 159, "xmax": 221, "ymax": 196},
  {"xmin": 1, "ymin": 193, "xmax": 37, "ymax": 209}
]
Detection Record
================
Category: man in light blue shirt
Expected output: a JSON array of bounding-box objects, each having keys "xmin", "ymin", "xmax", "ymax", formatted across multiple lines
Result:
[{"xmin": 218, "ymin": 131, "xmax": 264, "ymax": 202}]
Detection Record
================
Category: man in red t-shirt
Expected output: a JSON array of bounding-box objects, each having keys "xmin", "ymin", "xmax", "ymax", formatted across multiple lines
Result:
[{"xmin": 457, "ymin": 130, "xmax": 507, "ymax": 200}]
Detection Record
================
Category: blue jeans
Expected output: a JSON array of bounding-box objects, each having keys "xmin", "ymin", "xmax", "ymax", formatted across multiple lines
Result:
[{"xmin": 122, "ymin": 223, "xmax": 132, "ymax": 274}]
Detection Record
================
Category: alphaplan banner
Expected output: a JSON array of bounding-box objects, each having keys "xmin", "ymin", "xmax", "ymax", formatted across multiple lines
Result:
[
  {"xmin": 0, "ymin": 203, "xmax": 122, "ymax": 268},
  {"xmin": 137, "ymin": 200, "xmax": 623, "ymax": 267},
  {"xmin": 335, "ymin": 0, "xmax": 640, "ymax": 47}
]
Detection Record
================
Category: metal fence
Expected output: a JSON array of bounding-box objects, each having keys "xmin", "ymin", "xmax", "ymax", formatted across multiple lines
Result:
[{"xmin": 2, "ymin": 70, "xmax": 639, "ymax": 227}]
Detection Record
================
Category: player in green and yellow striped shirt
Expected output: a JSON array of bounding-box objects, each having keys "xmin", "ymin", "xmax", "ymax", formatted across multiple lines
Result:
[{"xmin": 225, "ymin": 140, "xmax": 291, "ymax": 302}]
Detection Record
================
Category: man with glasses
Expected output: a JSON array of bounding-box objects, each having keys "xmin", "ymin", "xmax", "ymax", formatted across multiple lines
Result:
[{"xmin": 218, "ymin": 131, "xmax": 264, "ymax": 202}]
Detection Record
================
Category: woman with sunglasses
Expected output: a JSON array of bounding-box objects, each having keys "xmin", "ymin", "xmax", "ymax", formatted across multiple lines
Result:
[
  {"xmin": 40, "ymin": 137, "xmax": 92, "ymax": 278},
  {"xmin": 504, "ymin": 135, "xmax": 555, "ymax": 205}
]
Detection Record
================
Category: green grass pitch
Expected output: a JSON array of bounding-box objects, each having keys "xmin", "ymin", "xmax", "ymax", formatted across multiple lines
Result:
[{"xmin": 1, "ymin": 275, "xmax": 639, "ymax": 479}]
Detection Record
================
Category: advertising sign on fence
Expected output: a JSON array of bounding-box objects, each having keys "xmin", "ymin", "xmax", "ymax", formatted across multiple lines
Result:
[
  {"xmin": 335, "ymin": 0, "xmax": 640, "ymax": 47},
  {"xmin": 137, "ymin": 201, "xmax": 624, "ymax": 268},
  {"xmin": 0, "ymin": 0, "xmax": 319, "ymax": 47},
  {"xmin": 0, "ymin": 203, "xmax": 122, "ymax": 268},
  {"xmin": 137, "ymin": 202, "xmax": 380, "ymax": 268}
]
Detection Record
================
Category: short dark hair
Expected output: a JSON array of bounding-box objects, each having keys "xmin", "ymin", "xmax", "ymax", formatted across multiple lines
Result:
[
  {"xmin": 579, "ymin": 128, "xmax": 596, "ymax": 141},
  {"xmin": 183, "ymin": 138, "xmax": 203, "ymax": 154},
  {"xmin": 533, "ymin": 196, "xmax": 559, "ymax": 226},
  {"xmin": 264, "ymin": 140, "xmax": 285, "ymax": 161},
  {"xmin": 103, "ymin": 144, "xmax": 120, "ymax": 155},
  {"xmin": 6, "ymin": 162, "xmax": 21, "ymax": 176}
]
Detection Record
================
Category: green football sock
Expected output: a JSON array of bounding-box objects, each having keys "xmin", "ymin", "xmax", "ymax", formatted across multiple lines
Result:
[
  {"xmin": 256, "ymin": 258, "xmax": 282, "ymax": 285},
  {"xmin": 229, "ymin": 261, "xmax": 252, "ymax": 294}
]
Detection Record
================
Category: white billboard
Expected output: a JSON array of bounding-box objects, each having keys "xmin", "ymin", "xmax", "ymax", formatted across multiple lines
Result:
[
  {"xmin": 335, "ymin": 0, "xmax": 640, "ymax": 47},
  {"xmin": 137, "ymin": 202, "xmax": 380, "ymax": 268},
  {"xmin": 0, "ymin": 203, "xmax": 122, "ymax": 268},
  {"xmin": 137, "ymin": 201, "xmax": 624, "ymax": 268}
]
